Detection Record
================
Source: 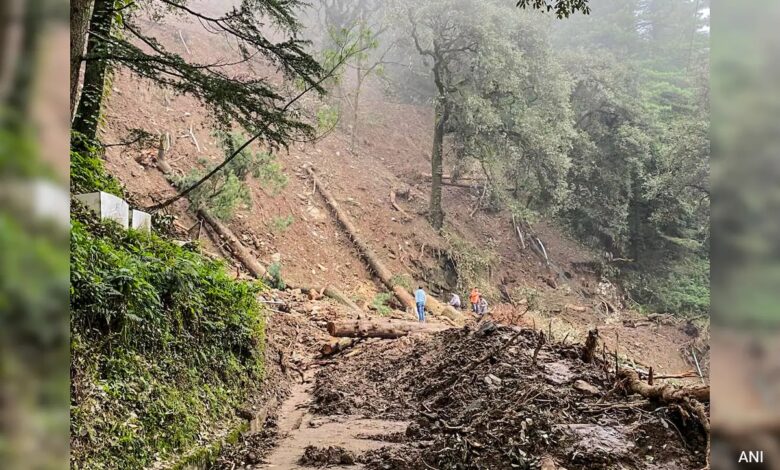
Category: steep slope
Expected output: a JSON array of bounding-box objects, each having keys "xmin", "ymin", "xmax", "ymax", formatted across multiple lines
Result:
[{"xmin": 99, "ymin": 5, "xmax": 702, "ymax": 377}]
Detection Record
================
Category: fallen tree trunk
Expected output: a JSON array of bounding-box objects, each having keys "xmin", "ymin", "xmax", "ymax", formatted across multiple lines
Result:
[
  {"xmin": 320, "ymin": 338, "xmax": 361, "ymax": 356},
  {"xmin": 327, "ymin": 319, "xmax": 446, "ymax": 339},
  {"xmin": 306, "ymin": 166, "xmax": 416, "ymax": 311},
  {"xmin": 294, "ymin": 285, "xmax": 362, "ymax": 313},
  {"xmin": 198, "ymin": 208, "xmax": 268, "ymax": 279},
  {"xmin": 618, "ymin": 367, "xmax": 709, "ymax": 403},
  {"xmin": 307, "ymin": 166, "xmax": 462, "ymax": 323},
  {"xmin": 200, "ymin": 209, "xmax": 359, "ymax": 311},
  {"xmin": 426, "ymin": 296, "xmax": 462, "ymax": 322},
  {"xmin": 156, "ymin": 163, "xmax": 360, "ymax": 312}
]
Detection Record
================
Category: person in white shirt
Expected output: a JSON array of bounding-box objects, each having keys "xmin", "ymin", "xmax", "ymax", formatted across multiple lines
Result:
[{"xmin": 449, "ymin": 293, "xmax": 461, "ymax": 309}]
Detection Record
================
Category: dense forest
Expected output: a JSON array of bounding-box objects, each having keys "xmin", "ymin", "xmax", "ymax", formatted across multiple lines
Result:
[{"xmin": 308, "ymin": 0, "xmax": 710, "ymax": 315}]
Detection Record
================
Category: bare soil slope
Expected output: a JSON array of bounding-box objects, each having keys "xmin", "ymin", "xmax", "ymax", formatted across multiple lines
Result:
[{"xmin": 100, "ymin": 1, "xmax": 703, "ymax": 388}]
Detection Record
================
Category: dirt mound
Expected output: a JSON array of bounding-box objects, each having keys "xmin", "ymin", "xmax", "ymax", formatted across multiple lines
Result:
[
  {"xmin": 299, "ymin": 445, "xmax": 356, "ymax": 466},
  {"xmin": 313, "ymin": 324, "xmax": 708, "ymax": 469}
]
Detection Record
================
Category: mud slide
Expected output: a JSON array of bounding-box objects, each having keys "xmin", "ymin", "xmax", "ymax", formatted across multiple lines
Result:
[
  {"xmin": 155, "ymin": 163, "xmax": 361, "ymax": 312},
  {"xmin": 305, "ymin": 165, "xmax": 462, "ymax": 324}
]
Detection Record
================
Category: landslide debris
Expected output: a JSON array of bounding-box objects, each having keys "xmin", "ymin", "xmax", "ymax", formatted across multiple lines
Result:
[{"xmin": 313, "ymin": 323, "xmax": 709, "ymax": 469}]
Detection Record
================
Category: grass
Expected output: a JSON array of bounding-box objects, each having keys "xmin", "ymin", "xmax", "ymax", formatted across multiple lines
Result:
[{"xmin": 269, "ymin": 215, "xmax": 295, "ymax": 233}]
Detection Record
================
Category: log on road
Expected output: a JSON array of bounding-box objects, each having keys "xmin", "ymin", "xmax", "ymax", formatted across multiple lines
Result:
[
  {"xmin": 327, "ymin": 320, "xmax": 447, "ymax": 339},
  {"xmin": 320, "ymin": 338, "xmax": 362, "ymax": 356}
]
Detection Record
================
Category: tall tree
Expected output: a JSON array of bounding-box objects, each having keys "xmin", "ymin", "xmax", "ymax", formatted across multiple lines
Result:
[
  {"xmin": 402, "ymin": 0, "xmax": 589, "ymax": 230},
  {"xmin": 70, "ymin": 0, "xmax": 93, "ymax": 118},
  {"xmin": 72, "ymin": 0, "xmax": 325, "ymax": 146}
]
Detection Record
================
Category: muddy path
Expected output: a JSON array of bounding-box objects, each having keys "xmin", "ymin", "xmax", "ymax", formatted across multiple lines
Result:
[
  {"xmin": 215, "ymin": 317, "xmax": 709, "ymax": 470},
  {"xmin": 256, "ymin": 369, "xmax": 408, "ymax": 469}
]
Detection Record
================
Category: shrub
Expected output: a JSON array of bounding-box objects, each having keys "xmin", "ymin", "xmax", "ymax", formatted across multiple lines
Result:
[
  {"xmin": 442, "ymin": 231, "xmax": 498, "ymax": 294},
  {"xmin": 269, "ymin": 215, "xmax": 294, "ymax": 233},
  {"xmin": 267, "ymin": 261, "xmax": 286, "ymax": 290},
  {"xmin": 371, "ymin": 292, "xmax": 393, "ymax": 316},
  {"xmin": 70, "ymin": 207, "xmax": 266, "ymax": 468},
  {"xmin": 172, "ymin": 131, "xmax": 287, "ymax": 221},
  {"xmin": 70, "ymin": 132, "xmax": 124, "ymax": 197},
  {"xmin": 623, "ymin": 256, "xmax": 710, "ymax": 316}
]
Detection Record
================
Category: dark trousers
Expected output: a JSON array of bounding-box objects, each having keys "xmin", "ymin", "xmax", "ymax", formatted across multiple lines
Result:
[{"xmin": 416, "ymin": 302, "xmax": 426, "ymax": 322}]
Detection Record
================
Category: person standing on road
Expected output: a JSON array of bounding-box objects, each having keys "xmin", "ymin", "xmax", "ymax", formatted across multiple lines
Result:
[
  {"xmin": 415, "ymin": 286, "xmax": 427, "ymax": 322},
  {"xmin": 469, "ymin": 287, "xmax": 480, "ymax": 314}
]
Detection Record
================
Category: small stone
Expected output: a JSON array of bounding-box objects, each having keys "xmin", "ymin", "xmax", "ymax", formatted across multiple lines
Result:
[
  {"xmin": 573, "ymin": 379, "xmax": 600, "ymax": 395},
  {"xmin": 487, "ymin": 374, "xmax": 502, "ymax": 385}
]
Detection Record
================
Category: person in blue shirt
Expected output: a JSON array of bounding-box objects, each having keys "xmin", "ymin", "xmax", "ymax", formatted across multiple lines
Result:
[{"xmin": 414, "ymin": 286, "xmax": 426, "ymax": 322}]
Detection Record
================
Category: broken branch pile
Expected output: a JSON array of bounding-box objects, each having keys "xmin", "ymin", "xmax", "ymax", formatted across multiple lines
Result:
[{"xmin": 312, "ymin": 323, "xmax": 709, "ymax": 469}]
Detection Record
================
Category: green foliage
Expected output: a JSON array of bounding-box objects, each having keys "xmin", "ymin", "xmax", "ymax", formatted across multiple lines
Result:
[
  {"xmin": 371, "ymin": 292, "xmax": 394, "ymax": 316},
  {"xmin": 390, "ymin": 274, "xmax": 413, "ymax": 291},
  {"xmin": 0, "ymin": 111, "xmax": 51, "ymax": 178},
  {"xmin": 70, "ymin": 207, "xmax": 266, "ymax": 469},
  {"xmin": 70, "ymin": 132, "xmax": 123, "ymax": 197},
  {"xmin": 515, "ymin": 0, "xmax": 591, "ymax": 18},
  {"xmin": 623, "ymin": 256, "xmax": 709, "ymax": 316},
  {"xmin": 173, "ymin": 131, "xmax": 287, "ymax": 220},
  {"xmin": 316, "ymin": 104, "xmax": 341, "ymax": 131},
  {"xmin": 549, "ymin": 0, "xmax": 710, "ymax": 314},
  {"xmin": 269, "ymin": 215, "xmax": 295, "ymax": 233},
  {"xmin": 267, "ymin": 261, "xmax": 286, "ymax": 290},
  {"xmin": 513, "ymin": 286, "xmax": 541, "ymax": 311},
  {"xmin": 442, "ymin": 231, "xmax": 498, "ymax": 293}
]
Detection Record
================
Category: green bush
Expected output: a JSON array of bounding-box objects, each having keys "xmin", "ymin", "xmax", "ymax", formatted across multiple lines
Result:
[
  {"xmin": 624, "ymin": 256, "xmax": 710, "ymax": 316},
  {"xmin": 441, "ymin": 231, "xmax": 497, "ymax": 293},
  {"xmin": 269, "ymin": 215, "xmax": 294, "ymax": 233},
  {"xmin": 70, "ymin": 132, "xmax": 124, "ymax": 197},
  {"xmin": 267, "ymin": 261, "xmax": 286, "ymax": 290},
  {"xmin": 371, "ymin": 292, "xmax": 393, "ymax": 316},
  {"xmin": 70, "ymin": 207, "xmax": 266, "ymax": 469},
  {"xmin": 172, "ymin": 131, "xmax": 287, "ymax": 221}
]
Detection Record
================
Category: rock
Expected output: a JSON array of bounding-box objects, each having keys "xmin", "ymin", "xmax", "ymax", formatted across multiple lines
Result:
[
  {"xmin": 271, "ymin": 252, "xmax": 282, "ymax": 263},
  {"xmin": 544, "ymin": 361, "xmax": 575, "ymax": 385},
  {"xmin": 307, "ymin": 289, "xmax": 322, "ymax": 301},
  {"xmin": 487, "ymin": 374, "xmax": 502, "ymax": 385},
  {"xmin": 306, "ymin": 205, "xmax": 325, "ymax": 221},
  {"xmin": 573, "ymin": 379, "xmax": 600, "ymax": 395},
  {"xmin": 540, "ymin": 455, "xmax": 558, "ymax": 470},
  {"xmin": 557, "ymin": 424, "xmax": 635, "ymax": 460}
]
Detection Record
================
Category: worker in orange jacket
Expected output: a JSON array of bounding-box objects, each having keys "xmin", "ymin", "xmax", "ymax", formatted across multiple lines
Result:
[{"xmin": 469, "ymin": 287, "xmax": 480, "ymax": 314}]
